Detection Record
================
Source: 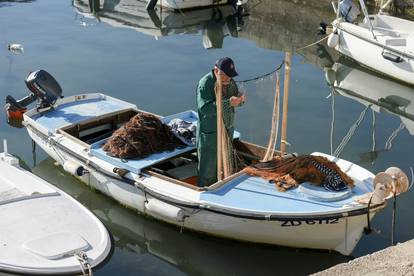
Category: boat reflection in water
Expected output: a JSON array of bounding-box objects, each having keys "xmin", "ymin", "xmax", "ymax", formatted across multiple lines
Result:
[
  {"xmin": 325, "ymin": 58, "xmax": 414, "ymax": 164},
  {"xmin": 73, "ymin": 0, "xmax": 244, "ymax": 49},
  {"xmin": 32, "ymin": 157, "xmax": 349, "ymax": 275}
]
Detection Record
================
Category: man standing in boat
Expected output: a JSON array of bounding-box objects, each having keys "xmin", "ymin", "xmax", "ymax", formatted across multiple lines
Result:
[{"xmin": 196, "ymin": 57, "xmax": 246, "ymax": 187}]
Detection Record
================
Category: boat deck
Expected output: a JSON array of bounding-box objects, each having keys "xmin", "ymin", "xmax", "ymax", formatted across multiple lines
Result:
[
  {"xmin": 31, "ymin": 94, "xmax": 136, "ymax": 132},
  {"xmin": 200, "ymin": 154, "xmax": 374, "ymax": 215}
]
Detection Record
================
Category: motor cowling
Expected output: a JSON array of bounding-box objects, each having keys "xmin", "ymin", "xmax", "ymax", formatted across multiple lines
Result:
[
  {"xmin": 5, "ymin": 70, "xmax": 63, "ymax": 127},
  {"xmin": 25, "ymin": 70, "xmax": 62, "ymax": 108}
]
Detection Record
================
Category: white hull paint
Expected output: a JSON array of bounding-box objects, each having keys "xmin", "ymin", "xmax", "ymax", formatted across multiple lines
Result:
[
  {"xmin": 331, "ymin": 15, "xmax": 414, "ymax": 85},
  {"xmin": 27, "ymin": 127, "xmax": 377, "ymax": 255}
]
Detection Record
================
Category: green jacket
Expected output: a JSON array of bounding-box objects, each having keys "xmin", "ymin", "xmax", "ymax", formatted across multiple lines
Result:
[
  {"xmin": 196, "ymin": 71, "xmax": 239, "ymax": 134},
  {"xmin": 196, "ymin": 70, "xmax": 239, "ymax": 187}
]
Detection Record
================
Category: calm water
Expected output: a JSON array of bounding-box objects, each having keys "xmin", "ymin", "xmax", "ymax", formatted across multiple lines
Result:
[{"xmin": 1, "ymin": 0, "xmax": 414, "ymax": 275}]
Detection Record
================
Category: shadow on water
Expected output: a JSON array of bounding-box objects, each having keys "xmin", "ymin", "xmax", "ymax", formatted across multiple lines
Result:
[
  {"xmin": 32, "ymin": 157, "xmax": 350, "ymax": 275},
  {"xmin": 0, "ymin": 0, "xmax": 34, "ymax": 8}
]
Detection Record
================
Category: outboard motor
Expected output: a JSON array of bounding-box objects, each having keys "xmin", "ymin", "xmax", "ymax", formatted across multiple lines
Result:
[{"xmin": 5, "ymin": 70, "xmax": 63, "ymax": 127}]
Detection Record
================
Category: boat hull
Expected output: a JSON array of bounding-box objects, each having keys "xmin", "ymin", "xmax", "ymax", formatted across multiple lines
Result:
[
  {"xmin": 333, "ymin": 22, "xmax": 414, "ymax": 86},
  {"xmin": 27, "ymin": 127, "xmax": 376, "ymax": 255}
]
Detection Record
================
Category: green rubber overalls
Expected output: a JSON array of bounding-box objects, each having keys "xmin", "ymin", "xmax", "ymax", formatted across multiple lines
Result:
[{"xmin": 196, "ymin": 71, "xmax": 239, "ymax": 187}]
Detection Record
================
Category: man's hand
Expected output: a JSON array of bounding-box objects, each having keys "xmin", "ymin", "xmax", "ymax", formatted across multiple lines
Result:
[{"xmin": 230, "ymin": 93, "xmax": 247, "ymax": 107}]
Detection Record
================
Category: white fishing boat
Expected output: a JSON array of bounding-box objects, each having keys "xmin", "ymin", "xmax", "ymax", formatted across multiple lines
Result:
[
  {"xmin": 0, "ymin": 146, "xmax": 112, "ymax": 275},
  {"xmin": 7, "ymin": 69, "xmax": 409, "ymax": 256},
  {"xmin": 327, "ymin": 0, "xmax": 414, "ymax": 85}
]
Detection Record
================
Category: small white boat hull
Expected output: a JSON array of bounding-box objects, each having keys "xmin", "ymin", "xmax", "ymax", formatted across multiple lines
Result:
[
  {"xmin": 0, "ymin": 152, "xmax": 112, "ymax": 275},
  {"xmin": 330, "ymin": 15, "xmax": 414, "ymax": 85}
]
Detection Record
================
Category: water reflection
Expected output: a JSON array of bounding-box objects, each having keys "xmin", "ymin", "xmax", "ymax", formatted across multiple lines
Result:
[
  {"xmin": 73, "ymin": 0, "xmax": 243, "ymax": 49},
  {"xmin": 325, "ymin": 58, "xmax": 414, "ymax": 165},
  {"xmin": 32, "ymin": 158, "xmax": 349, "ymax": 275},
  {"xmin": 0, "ymin": 0, "xmax": 34, "ymax": 8}
]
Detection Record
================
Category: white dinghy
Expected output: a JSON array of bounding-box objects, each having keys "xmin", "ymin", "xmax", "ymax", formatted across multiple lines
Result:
[
  {"xmin": 0, "ymin": 146, "xmax": 112, "ymax": 275},
  {"xmin": 327, "ymin": 0, "xmax": 414, "ymax": 85},
  {"xmin": 8, "ymin": 70, "xmax": 409, "ymax": 256}
]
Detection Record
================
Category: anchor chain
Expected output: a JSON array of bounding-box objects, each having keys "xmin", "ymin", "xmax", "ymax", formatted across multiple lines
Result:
[{"xmin": 74, "ymin": 251, "xmax": 93, "ymax": 276}]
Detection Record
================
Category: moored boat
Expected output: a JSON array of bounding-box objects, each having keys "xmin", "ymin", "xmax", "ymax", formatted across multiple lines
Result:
[
  {"xmin": 326, "ymin": 0, "xmax": 414, "ymax": 85},
  {"xmin": 0, "ymin": 147, "xmax": 112, "ymax": 275},
  {"xmin": 7, "ymin": 69, "xmax": 410, "ymax": 256}
]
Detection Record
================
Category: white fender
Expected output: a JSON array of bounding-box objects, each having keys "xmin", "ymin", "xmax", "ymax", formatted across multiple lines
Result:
[
  {"xmin": 63, "ymin": 160, "xmax": 86, "ymax": 176},
  {"xmin": 145, "ymin": 198, "xmax": 185, "ymax": 222},
  {"xmin": 327, "ymin": 33, "xmax": 339, "ymax": 48}
]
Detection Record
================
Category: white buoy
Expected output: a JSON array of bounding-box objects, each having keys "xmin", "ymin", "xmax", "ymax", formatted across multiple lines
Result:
[{"xmin": 327, "ymin": 33, "xmax": 339, "ymax": 48}]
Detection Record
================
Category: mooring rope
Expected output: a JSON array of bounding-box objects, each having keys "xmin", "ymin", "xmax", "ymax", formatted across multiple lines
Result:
[
  {"xmin": 409, "ymin": 167, "xmax": 414, "ymax": 191},
  {"xmin": 391, "ymin": 192, "xmax": 397, "ymax": 245},
  {"xmin": 385, "ymin": 122, "xmax": 405, "ymax": 150},
  {"xmin": 236, "ymin": 60, "xmax": 285, "ymax": 84},
  {"xmin": 330, "ymin": 89, "xmax": 336, "ymax": 155},
  {"xmin": 371, "ymin": 109, "xmax": 376, "ymax": 153},
  {"xmin": 334, "ymin": 105, "xmax": 371, "ymax": 157},
  {"xmin": 295, "ymin": 35, "xmax": 330, "ymax": 52}
]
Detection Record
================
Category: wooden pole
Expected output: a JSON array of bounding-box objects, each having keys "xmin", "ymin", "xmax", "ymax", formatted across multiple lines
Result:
[
  {"xmin": 216, "ymin": 72, "xmax": 224, "ymax": 181},
  {"xmin": 280, "ymin": 52, "xmax": 291, "ymax": 155},
  {"xmin": 262, "ymin": 71, "xmax": 280, "ymax": 162},
  {"xmin": 221, "ymin": 126, "xmax": 230, "ymax": 178}
]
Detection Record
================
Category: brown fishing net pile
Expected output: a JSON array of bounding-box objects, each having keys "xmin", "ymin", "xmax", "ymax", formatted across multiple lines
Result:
[
  {"xmin": 102, "ymin": 113, "xmax": 185, "ymax": 159},
  {"xmin": 243, "ymin": 155, "xmax": 354, "ymax": 192}
]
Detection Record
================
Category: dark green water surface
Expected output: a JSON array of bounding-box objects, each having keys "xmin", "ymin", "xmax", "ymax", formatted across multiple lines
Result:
[{"xmin": 1, "ymin": 0, "xmax": 413, "ymax": 275}]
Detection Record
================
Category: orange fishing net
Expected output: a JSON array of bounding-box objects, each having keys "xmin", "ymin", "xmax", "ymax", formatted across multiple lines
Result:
[{"xmin": 243, "ymin": 155, "xmax": 354, "ymax": 192}]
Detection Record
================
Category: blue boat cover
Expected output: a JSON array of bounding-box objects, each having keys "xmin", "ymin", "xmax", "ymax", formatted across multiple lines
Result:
[{"xmin": 32, "ymin": 97, "xmax": 135, "ymax": 132}]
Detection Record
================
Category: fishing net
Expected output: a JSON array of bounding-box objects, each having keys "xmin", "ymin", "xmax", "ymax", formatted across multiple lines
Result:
[
  {"xmin": 243, "ymin": 155, "xmax": 354, "ymax": 192},
  {"xmin": 102, "ymin": 113, "xmax": 184, "ymax": 159},
  {"xmin": 216, "ymin": 80, "xmax": 239, "ymax": 177}
]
